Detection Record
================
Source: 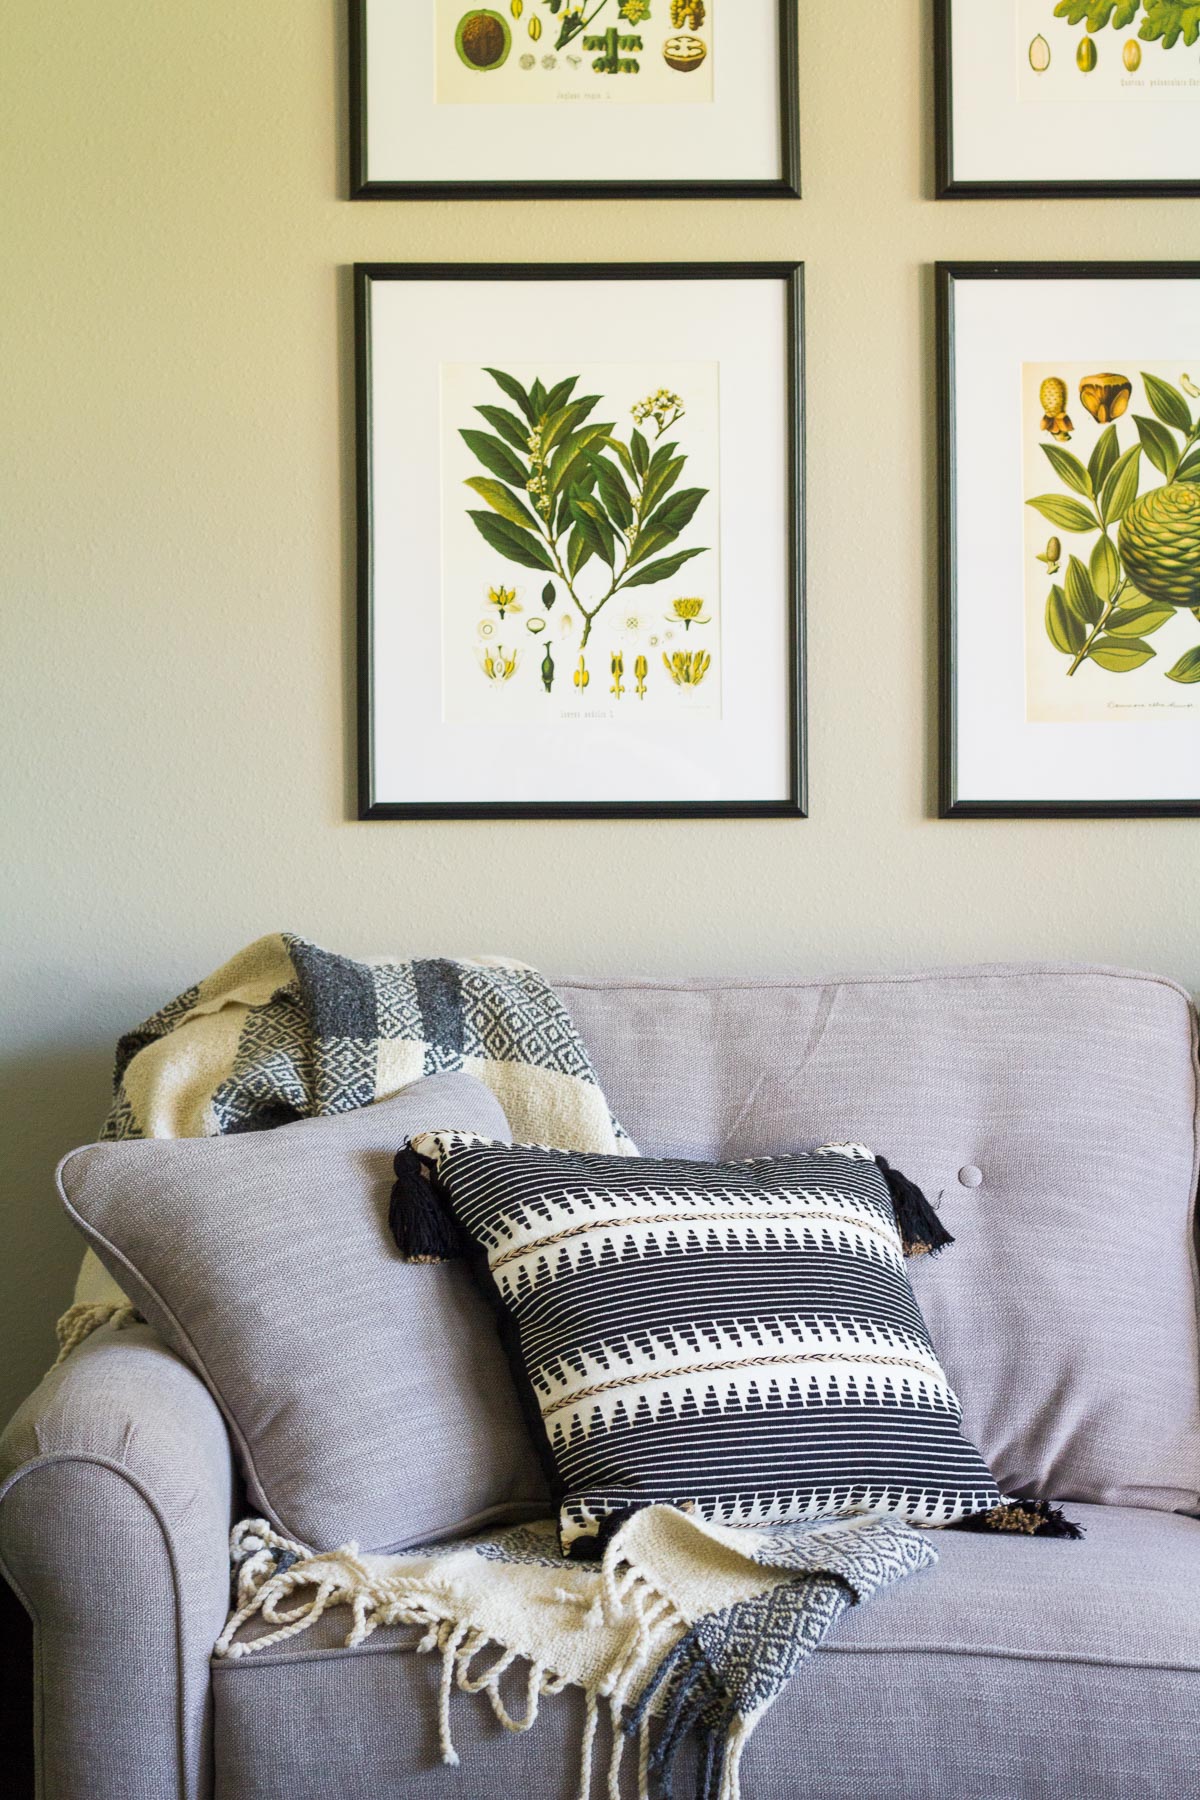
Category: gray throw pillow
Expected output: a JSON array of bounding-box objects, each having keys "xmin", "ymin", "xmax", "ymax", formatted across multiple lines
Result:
[{"xmin": 57, "ymin": 1074, "xmax": 549, "ymax": 1552}]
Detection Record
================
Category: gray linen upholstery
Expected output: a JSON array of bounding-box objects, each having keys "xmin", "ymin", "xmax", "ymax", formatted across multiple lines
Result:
[
  {"xmin": 57, "ymin": 1074, "xmax": 549, "ymax": 1552},
  {"xmin": 558, "ymin": 965, "xmax": 1200, "ymax": 1515},
  {"xmin": 210, "ymin": 1502, "xmax": 1200, "ymax": 1800},
  {"xmin": 0, "ymin": 1323, "xmax": 234, "ymax": 1800}
]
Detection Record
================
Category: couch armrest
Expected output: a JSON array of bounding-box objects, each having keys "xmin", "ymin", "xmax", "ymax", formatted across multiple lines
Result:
[{"xmin": 0, "ymin": 1323, "xmax": 234, "ymax": 1800}]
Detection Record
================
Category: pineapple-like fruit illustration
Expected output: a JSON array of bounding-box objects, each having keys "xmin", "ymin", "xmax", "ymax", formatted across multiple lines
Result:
[
  {"xmin": 1118, "ymin": 484, "xmax": 1200, "ymax": 608},
  {"xmin": 1039, "ymin": 377, "xmax": 1073, "ymax": 442}
]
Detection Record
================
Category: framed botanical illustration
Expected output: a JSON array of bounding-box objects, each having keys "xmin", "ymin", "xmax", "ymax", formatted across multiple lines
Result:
[
  {"xmin": 939, "ymin": 263, "xmax": 1200, "ymax": 817},
  {"xmin": 356, "ymin": 263, "xmax": 805, "ymax": 820},
  {"xmin": 935, "ymin": 0, "xmax": 1200, "ymax": 197},
  {"xmin": 349, "ymin": 0, "xmax": 800, "ymax": 199}
]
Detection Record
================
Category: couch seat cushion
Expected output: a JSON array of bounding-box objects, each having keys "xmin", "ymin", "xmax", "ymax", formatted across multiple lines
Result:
[{"xmin": 211, "ymin": 1502, "xmax": 1200, "ymax": 1800}]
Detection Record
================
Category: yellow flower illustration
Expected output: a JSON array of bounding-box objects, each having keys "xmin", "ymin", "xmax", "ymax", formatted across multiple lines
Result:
[
  {"xmin": 478, "ymin": 645, "xmax": 519, "ymax": 682},
  {"xmin": 610, "ymin": 652, "xmax": 625, "ymax": 698},
  {"xmin": 663, "ymin": 650, "xmax": 712, "ymax": 688},
  {"xmin": 487, "ymin": 585, "xmax": 521, "ymax": 620},
  {"xmin": 573, "ymin": 654, "xmax": 590, "ymax": 690},
  {"xmin": 667, "ymin": 597, "xmax": 711, "ymax": 630},
  {"xmin": 634, "ymin": 654, "xmax": 648, "ymax": 699}
]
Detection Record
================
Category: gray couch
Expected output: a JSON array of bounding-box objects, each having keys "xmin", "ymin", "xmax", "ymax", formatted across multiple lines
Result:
[{"xmin": 4, "ymin": 964, "xmax": 1200, "ymax": 1799}]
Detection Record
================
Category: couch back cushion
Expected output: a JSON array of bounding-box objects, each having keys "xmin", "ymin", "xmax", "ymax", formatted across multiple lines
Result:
[
  {"xmin": 57, "ymin": 1074, "xmax": 549, "ymax": 1553},
  {"xmin": 557, "ymin": 965, "xmax": 1200, "ymax": 1516}
]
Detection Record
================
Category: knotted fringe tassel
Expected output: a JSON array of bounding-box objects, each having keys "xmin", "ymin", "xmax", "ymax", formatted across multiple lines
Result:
[
  {"xmin": 952, "ymin": 1498, "xmax": 1084, "ymax": 1541},
  {"xmin": 623, "ymin": 1624, "xmax": 733, "ymax": 1800},
  {"xmin": 54, "ymin": 1301, "xmax": 142, "ymax": 1365},
  {"xmin": 389, "ymin": 1145, "xmax": 466, "ymax": 1263},
  {"xmin": 875, "ymin": 1156, "xmax": 954, "ymax": 1258}
]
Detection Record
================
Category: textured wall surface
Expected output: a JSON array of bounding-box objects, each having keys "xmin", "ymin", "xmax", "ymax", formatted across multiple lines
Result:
[{"xmin": 2, "ymin": 0, "xmax": 1198, "ymax": 1422}]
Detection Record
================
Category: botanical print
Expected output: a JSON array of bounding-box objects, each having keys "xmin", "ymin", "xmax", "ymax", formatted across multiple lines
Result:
[
  {"xmin": 1019, "ymin": 0, "xmax": 1200, "ymax": 102},
  {"xmin": 438, "ymin": 0, "xmax": 714, "ymax": 105},
  {"xmin": 440, "ymin": 360, "xmax": 722, "ymax": 728},
  {"xmin": 1023, "ymin": 361, "xmax": 1200, "ymax": 721}
]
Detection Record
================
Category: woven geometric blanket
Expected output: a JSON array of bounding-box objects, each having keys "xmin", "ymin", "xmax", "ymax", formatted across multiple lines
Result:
[
  {"xmin": 217, "ymin": 1506, "xmax": 936, "ymax": 1800},
  {"xmin": 61, "ymin": 931, "xmax": 634, "ymax": 1344}
]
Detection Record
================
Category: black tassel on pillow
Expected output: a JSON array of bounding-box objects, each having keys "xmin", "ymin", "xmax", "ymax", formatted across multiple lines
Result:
[
  {"xmin": 389, "ymin": 1146, "xmax": 466, "ymax": 1263},
  {"xmin": 875, "ymin": 1156, "xmax": 955, "ymax": 1258},
  {"xmin": 953, "ymin": 1498, "xmax": 1084, "ymax": 1541}
]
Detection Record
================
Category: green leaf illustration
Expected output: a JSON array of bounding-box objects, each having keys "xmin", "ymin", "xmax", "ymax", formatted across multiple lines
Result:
[
  {"xmin": 605, "ymin": 436, "xmax": 637, "ymax": 481},
  {"xmin": 539, "ymin": 404, "xmax": 578, "ymax": 458},
  {"xmin": 1027, "ymin": 494, "xmax": 1099, "ymax": 533},
  {"xmin": 542, "ymin": 396, "xmax": 601, "ymax": 457},
  {"xmin": 622, "ymin": 546, "xmax": 709, "ymax": 589},
  {"xmin": 624, "ymin": 530, "xmax": 670, "ymax": 569},
  {"xmin": 475, "ymin": 405, "xmax": 535, "ymax": 456},
  {"xmin": 483, "ymin": 367, "xmax": 535, "ymax": 424},
  {"xmin": 1088, "ymin": 425, "xmax": 1120, "ymax": 496},
  {"xmin": 569, "ymin": 495, "xmax": 617, "ymax": 568},
  {"xmin": 1177, "ymin": 447, "xmax": 1200, "ymax": 483},
  {"xmin": 467, "ymin": 509, "xmax": 555, "ymax": 572},
  {"xmin": 544, "ymin": 376, "xmax": 579, "ymax": 415},
  {"xmin": 631, "ymin": 429, "xmax": 649, "ymax": 478},
  {"xmin": 460, "ymin": 429, "xmax": 529, "ymax": 487},
  {"xmin": 1139, "ymin": 1, "xmax": 1200, "ymax": 50},
  {"xmin": 463, "ymin": 477, "xmax": 541, "ymax": 531},
  {"xmin": 1063, "ymin": 556, "xmax": 1101, "ymax": 625},
  {"xmin": 529, "ymin": 378, "xmax": 549, "ymax": 421},
  {"xmin": 1053, "ymin": 1, "xmax": 1139, "ymax": 25},
  {"xmin": 1046, "ymin": 585, "xmax": 1087, "ymax": 656},
  {"xmin": 548, "ymin": 423, "xmax": 615, "ymax": 494},
  {"xmin": 555, "ymin": 461, "xmax": 595, "ymax": 535},
  {"xmin": 1106, "ymin": 599, "xmax": 1176, "ymax": 637},
  {"xmin": 587, "ymin": 453, "xmax": 634, "ymax": 532},
  {"xmin": 1042, "ymin": 443, "xmax": 1094, "ymax": 499},
  {"xmin": 1166, "ymin": 646, "xmax": 1200, "ymax": 684},
  {"xmin": 1134, "ymin": 415, "xmax": 1181, "ymax": 482},
  {"xmin": 567, "ymin": 524, "xmax": 594, "ymax": 581},
  {"xmin": 641, "ymin": 456, "xmax": 685, "ymax": 517},
  {"xmin": 1098, "ymin": 445, "xmax": 1143, "ymax": 524},
  {"xmin": 1141, "ymin": 372, "xmax": 1194, "ymax": 435},
  {"xmin": 640, "ymin": 486, "xmax": 708, "ymax": 546},
  {"xmin": 1089, "ymin": 535, "xmax": 1121, "ymax": 604},
  {"xmin": 1088, "ymin": 636, "xmax": 1155, "ymax": 673}
]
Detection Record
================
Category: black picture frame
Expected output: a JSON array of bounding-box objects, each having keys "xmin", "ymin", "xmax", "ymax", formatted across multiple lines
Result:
[
  {"xmin": 934, "ymin": 0, "xmax": 1200, "ymax": 201},
  {"xmin": 938, "ymin": 260, "xmax": 1200, "ymax": 819},
  {"xmin": 349, "ymin": 0, "xmax": 801, "ymax": 201},
  {"xmin": 356, "ymin": 261, "xmax": 806, "ymax": 821}
]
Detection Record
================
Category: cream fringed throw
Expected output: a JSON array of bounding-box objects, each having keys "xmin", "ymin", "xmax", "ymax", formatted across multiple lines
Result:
[
  {"xmin": 218, "ymin": 1508, "xmax": 936, "ymax": 1800},
  {"xmin": 63, "ymin": 932, "xmax": 634, "ymax": 1337}
]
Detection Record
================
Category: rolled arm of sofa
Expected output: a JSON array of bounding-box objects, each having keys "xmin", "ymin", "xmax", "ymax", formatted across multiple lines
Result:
[{"xmin": 0, "ymin": 1323, "xmax": 234, "ymax": 1800}]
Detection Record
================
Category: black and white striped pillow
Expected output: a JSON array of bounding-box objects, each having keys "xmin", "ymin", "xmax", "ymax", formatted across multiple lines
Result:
[{"xmin": 407, "ymin": 1133, "xmax": 1004, "ymax": 1555}]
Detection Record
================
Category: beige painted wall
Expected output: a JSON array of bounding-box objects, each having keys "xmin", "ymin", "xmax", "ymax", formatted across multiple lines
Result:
[{"xmin": 3, "ymin": 0, "xmax": 1198, "ymax": 1421}]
